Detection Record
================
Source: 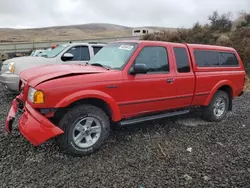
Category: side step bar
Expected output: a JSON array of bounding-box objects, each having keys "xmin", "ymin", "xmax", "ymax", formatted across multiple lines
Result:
[{"xmin": 119, "ymin": 110, "xmax": 190, "ymax": 126}]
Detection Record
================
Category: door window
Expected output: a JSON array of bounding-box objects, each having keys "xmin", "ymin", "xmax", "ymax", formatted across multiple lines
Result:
[
  {"xmin": 134, "ymin": 46, "xmax": 169, "ymax": 73},
  {"xmin": 65, "ymin": 46, "xmax": 90, "ymax": 61}
]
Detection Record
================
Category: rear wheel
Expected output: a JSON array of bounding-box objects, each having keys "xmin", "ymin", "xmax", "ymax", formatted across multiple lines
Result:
[
  {"xmin": 202, "ymin": 90, "xmax": 229, "ymax": 122},
  {"xmin": 56, "ymin": 104, "xmax": 110, "ymax": 156}
]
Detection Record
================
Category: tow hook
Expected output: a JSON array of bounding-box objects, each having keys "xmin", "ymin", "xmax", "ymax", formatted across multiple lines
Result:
[{"xmin": 8, "ymin": 117, "xmax": 15, "ymax": 132}]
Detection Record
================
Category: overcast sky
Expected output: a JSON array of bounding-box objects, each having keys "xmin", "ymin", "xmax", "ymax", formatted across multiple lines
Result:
[{"xmin": 0, "ymin": 0, "xmax": 249, "ymax": 29}]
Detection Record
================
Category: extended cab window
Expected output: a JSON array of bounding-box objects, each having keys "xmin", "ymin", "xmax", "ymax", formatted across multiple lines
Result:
[
  {"xmin": 194, "ymin": 50, "xmax": 219, "ymax": 67},
  {"xmin": 219, "ymin": 52, "xmax": 239, "ymax": 66},
  {"xmin": 174, "ymin": 47, "xmax": 190, "ymax": 73},
  {"xmin": 135, "ymin": 46, "xmax": 169, "ymax": 73}
]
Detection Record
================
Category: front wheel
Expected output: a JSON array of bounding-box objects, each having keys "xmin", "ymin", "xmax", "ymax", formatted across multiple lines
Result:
[
  {"xmin": 202, "ymin": 90, "xmax": 229, "ymax": 122},
  {"xmin": 56, "ymin": 104, "xmax": 110, "ymax": 156}
]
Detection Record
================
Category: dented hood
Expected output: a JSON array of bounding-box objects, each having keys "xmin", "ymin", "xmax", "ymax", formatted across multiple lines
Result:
[{"xmin": 20, "ymin": 64, "xmax": 108, "ymax": 87}]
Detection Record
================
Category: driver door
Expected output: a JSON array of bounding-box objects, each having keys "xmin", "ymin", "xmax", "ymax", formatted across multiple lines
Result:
[{"xmin": 119, "ymin": 44, "xmax": 178, "ymax": 118}]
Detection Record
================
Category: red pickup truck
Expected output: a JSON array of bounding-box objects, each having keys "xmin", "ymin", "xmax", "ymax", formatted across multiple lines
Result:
[{"xmin": 5, "ymin": 40, "xmax": 246, "ymax": 156}]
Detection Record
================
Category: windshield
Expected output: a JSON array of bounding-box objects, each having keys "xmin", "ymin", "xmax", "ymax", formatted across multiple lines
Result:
[
  {"xmin": 43, "ymin": 44, "xmax": 69, "ymax": 58},
  {"xmin": 30, "ymin": 51, "xmax": 35, "ymax": 56},
  {"xmin": 39, "ymin": 48, "xmax": 52, "ymax": 57},
  {"xmin": 89, "ymin": 42, "xmax": 138, "ymax": 69}
]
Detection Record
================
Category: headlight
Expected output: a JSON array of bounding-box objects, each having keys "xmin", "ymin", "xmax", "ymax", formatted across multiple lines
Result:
[
  {"xmin": 8, "ymin": 62, "xmax": 15, "ymax": 73},
  {"xmin": 28, "ymin": 87, "xmax": 45, "ymax": 104}
]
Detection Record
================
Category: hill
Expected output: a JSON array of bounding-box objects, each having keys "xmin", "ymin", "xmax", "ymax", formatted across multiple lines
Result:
[{"xmin": 0, "ymin": 23, "xmax": 175, "ymax": 43}]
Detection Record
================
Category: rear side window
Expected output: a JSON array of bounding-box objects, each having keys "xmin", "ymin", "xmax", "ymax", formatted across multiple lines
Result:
[
  {"xmin": 219, "ymin": 52, "xmax": 239, "ymax": 66},
  {"xmin": 135, "ymin": 46, "xmax": 169, "ymax": 73},
  {"xmin": 194, "ymin": 50, "xmax": 239, "ymax": 67},
  {"xmin": 174, "ymin": 47, "xmax": 190, "ymax": 73},
  {"xmin": 194, "ymin": 50, "xmax": 219, "ymax": 67},
  {"xmin": 93, "ymin": 46, "xmax": 103, "ymax": 55}
]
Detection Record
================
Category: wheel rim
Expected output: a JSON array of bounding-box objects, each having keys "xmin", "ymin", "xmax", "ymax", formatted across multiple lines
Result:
[
  {"xmin": 213, "ymin": 97, "xmax": 226, "ymax": 117},
  {"xmin": 72, "ymin": 117, "xmax": 102, "ymax": 148}
]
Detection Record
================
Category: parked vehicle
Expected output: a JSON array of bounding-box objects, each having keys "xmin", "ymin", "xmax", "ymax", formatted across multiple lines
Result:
[
  {"xmin": 0, "ymin": 53, "xmax": 9, "ymax": 61},
  {"xmin": 38, "ymin": 47, "xmax": 54, "ymax": 57},
  {"xmin": 30, "ymin": 49, "xmax": 45, "ymax": 57},
  {"xmin": 5, "ymin": 40, "xmax": 246, "ymax": 156},
  {"xmin": 0, "ymin": 42, "xmax": 105, "ymax": 93},
  {"xmin": 35, "ymin": 45, "xmax": 58, "ymax": 57}
]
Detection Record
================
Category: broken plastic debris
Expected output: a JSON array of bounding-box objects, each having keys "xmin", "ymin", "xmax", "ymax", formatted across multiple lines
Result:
[
  {"xmin": 203, "ymin": 176, "xmax": 211, "ymax": 181},
  {"xmin": 187, "ymin": 147, "xmax": 192, "ymax": 152},
  {"xmin": 184, "ymin": 174, "xmax": 193, "ymax": 181},
  {"xmin": 216, "ymin": 142, "xmax": 225, "ymax": 147}
]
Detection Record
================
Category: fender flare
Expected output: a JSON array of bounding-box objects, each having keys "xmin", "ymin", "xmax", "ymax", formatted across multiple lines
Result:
[
  {"xmin": 204, "ymin": 80, "xmax": 234, "ymax": 106},
  {"xmin": 55, "ymin": 90, "xmax": 121, "ymax": 121}
]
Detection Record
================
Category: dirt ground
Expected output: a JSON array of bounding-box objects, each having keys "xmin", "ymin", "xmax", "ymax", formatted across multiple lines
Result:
[{"xmin": 0, "ymin": 83, "xmax": 250, "ymax": 188}]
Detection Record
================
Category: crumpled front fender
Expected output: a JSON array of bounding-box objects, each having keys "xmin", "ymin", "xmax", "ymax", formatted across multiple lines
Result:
[
  {"xmin": 19, "ymin": 103, "xmax": 64, "ymax": 146},
  {"xmin": 5, "ymin": 93, "xmax": 24, "ymax": 132}
]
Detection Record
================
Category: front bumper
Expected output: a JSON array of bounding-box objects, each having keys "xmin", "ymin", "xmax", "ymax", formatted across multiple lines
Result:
[
  {"xmin": 5, "ymin": 96, "xmax": 64, "ymax": 146},
  {"xmin": 0, "ymin": 73, "xmax": 20, "ymax": 92}
]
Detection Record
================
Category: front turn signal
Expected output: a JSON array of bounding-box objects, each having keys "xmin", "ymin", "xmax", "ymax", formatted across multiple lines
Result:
[
  {"xmin": 10, "ymin": 64, "xmax": 15, "ymax": 73},
  {"xmin": 33, "ymin": 91, "xmax": 45, "ymax": 104}
]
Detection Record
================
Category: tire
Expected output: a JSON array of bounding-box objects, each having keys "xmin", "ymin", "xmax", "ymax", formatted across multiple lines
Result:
[
  {"xmin": 202, "ymin": 90, "xmax": 229, "ymax": 122},
  {"xmin": 56, "ymin": 104, "xmax": 110, "ymax": 156}
]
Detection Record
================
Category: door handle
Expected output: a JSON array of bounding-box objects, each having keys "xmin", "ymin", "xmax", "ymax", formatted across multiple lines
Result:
[{"xmin": 166, "ymin": 78, "xmax": 174, "ymax": 83}]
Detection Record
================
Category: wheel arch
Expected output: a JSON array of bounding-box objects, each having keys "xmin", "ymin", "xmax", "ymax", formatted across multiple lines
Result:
[
  {"xmin": 204, "ymin": 80, "xmax": 234, "ymax": 110},
  {"xmin": 54, "ymin": 90, "xmax": 121, "ymax": 122}
]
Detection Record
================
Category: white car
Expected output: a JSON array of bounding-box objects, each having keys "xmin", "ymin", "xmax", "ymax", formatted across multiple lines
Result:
[
  {"xmin": 0, "ymin": 42, "xmax": 105, "ymax": 93},
  {"xmin": 30, "ymin": 49, "xmax": 45, "ymax": 57}
]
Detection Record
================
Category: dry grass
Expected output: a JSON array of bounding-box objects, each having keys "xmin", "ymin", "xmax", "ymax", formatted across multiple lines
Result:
[{"xmin": 245, "ymin": 77, "xmax": 250, "ymax": 89}]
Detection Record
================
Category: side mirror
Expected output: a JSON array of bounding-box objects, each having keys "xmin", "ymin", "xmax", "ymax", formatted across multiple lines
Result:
[
  {"xmin": 62, "ymin": 53, "xmax": 74, "ymax": 61},
  {"xmin": 130, "ymin": 64, "xmax": 148, "ymax": 75}
]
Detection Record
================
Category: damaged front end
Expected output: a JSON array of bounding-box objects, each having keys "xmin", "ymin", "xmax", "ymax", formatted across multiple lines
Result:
[
  {"xmin": 5, "ymin": 93, "xmax": 24, "ymax": 132},
  {"xmin": 5, "ymin": 85, "xmax": 64, "ymax": 146},
  {"xmin": 6, "ymin": 79, "xmax": 26, "ymax": 133}
]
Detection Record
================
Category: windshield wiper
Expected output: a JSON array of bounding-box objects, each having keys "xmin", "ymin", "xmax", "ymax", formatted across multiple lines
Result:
[{"xmin": 89, "ymin": 63, "xmax": 110, "ymax": 70}]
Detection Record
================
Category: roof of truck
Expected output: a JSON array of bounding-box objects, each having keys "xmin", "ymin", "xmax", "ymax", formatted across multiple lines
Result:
[{"xmin": 185, "ymin": 43, "xmax": 235, "ymax": 51}]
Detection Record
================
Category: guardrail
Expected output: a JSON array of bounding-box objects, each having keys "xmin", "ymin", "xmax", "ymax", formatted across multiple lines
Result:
[{"xmin": 0, "ymin": 36, "xmax": 140, "ymax": 54}]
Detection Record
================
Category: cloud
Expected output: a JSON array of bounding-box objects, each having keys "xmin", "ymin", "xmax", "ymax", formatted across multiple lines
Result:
[{"xmin": 0, "ymin": 0, "xmax": 249, "ymax": 28}]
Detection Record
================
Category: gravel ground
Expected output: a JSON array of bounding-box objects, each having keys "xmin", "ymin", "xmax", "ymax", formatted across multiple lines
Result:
[{"xmin": 0, "ymin": 83, "xmax": 250, "ymax": 188}]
